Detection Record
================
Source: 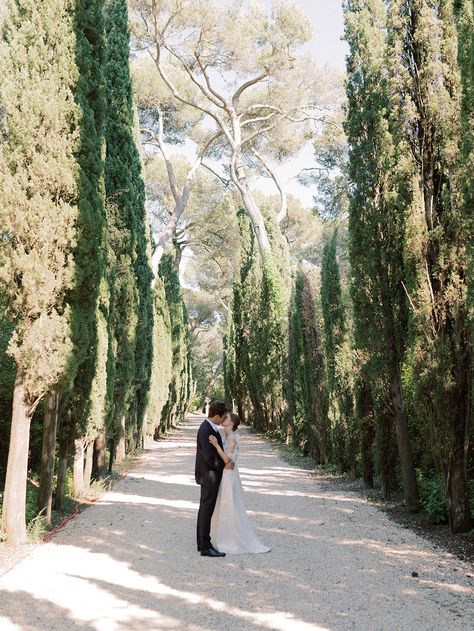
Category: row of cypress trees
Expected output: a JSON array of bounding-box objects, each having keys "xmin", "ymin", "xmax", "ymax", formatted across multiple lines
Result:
[
  {"xmin": 224, "ymin": 0, "xmax": 473, "ymax": 534},
  {"xmin": 0, "ymin": 0, "xmax": 191, "ymax": 545}
]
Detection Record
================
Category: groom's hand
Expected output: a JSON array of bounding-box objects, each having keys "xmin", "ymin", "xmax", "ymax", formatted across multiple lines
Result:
[{"xmin": 224, "ymin": 461, "xmax": 234, "ymax": 470}]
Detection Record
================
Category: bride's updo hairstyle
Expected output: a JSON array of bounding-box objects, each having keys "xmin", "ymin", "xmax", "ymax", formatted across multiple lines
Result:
[{"xmin": 230, "ymin": 412, "xmax": 241, "ymax": 431}]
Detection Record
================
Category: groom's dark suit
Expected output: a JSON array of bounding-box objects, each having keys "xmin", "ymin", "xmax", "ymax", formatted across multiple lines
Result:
[{"xmin": 195, "ymin": 419, "xmax": 224, "ymax": 551}]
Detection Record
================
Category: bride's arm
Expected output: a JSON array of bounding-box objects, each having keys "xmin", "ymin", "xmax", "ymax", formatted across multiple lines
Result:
[{"xmin": 209, "ymin": 435, "xmax": 232, "ymax": 465}]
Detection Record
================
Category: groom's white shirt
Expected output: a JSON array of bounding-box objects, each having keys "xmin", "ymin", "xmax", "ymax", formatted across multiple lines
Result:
[{"xmin": 207, "ymin": 418, "xmax": 226, "ymax": 449}]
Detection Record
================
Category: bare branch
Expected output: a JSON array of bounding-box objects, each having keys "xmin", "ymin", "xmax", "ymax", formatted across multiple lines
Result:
[
  {"xmin": 201, "ymin": 162, "xmax": 232, "ymax": 187},
  {"xmin": 195, "ymin": 52, "xmax": 229, "ymax": 109},
  {"xmin": 148, "ymin": 45, "xmax": 235, "ymax": 149},
  {"xmin": 166, "ymin": 45, "xmax": 225, "ymax": 110}
]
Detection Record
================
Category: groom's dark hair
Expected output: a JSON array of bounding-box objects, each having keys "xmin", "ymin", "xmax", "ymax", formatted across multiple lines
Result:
[{"xmin": 208, "ymin": 401, "xmax": 227, "ymax": 418}]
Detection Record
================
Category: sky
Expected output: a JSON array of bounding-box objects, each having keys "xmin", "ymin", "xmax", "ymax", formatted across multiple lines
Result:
[
  {"xmin": 258, "ymin": 0, "xmax": 348, "ymax": 206},
  {"xmin": 293, "ymin": 0, "xmax": 347, "ymax": 71}
]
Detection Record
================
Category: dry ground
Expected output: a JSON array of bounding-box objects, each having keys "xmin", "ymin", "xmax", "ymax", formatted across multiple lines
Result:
[{"xmin": 0, "ymin": 413, "xmax": 473, "ymax": 631}]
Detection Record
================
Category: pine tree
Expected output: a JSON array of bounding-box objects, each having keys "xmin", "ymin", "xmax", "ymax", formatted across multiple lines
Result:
[
  {"xmin": 0, "ymin": 0, "xmax": 81, "ymax": 544},
  {"xmin": 343, "ymin": 0, "xmax": 418, "ymax": 509},
  {"xmin": 388, "ymin": 0, "xmax": 471, "ymax": 532}
]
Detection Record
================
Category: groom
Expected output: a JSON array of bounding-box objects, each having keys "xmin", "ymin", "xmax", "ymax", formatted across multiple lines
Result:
[{"xmin": 195, "ymin": 400, "xmax": 227, "ymax": 557}]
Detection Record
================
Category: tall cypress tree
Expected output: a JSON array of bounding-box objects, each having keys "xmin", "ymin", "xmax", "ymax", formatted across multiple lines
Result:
[
  {"xmin": 104, "ymin": 0, "xmax": 153, "ymax": 453},
  {"xmin": 287, "ymin": 270, "xmax": 328, "ymax": 461},
  {"xmin": 321, "ymin": 231, "xmax": 356, "ymax": 473},
  {"xmin": 159, "ymin": 253, "xmax": 192, "ymax": 430},
  {"xmin": 388, "ymin": 0, "xmax": 471, "ymax": 532},
  {"xmin": 0, "ymin": 0, "xmax": 81, "ymax": 544},
  {"xmin": 146, "ymin": 273, "xmax": 173, "ymax": 440},
  {"xmin": 64, "ymin": 0, "xmax": 107, "ymax": 492},
  {"xmin": 343, "ymin": 0, "xmax": 418, "ymax": 509},
  {"xmin": 226, "ymin": 209, "xmax": 260, "ymax": 423},
  {"xmin": 454, "ymin": 3, "xmax": 473, "ymax": 482}
]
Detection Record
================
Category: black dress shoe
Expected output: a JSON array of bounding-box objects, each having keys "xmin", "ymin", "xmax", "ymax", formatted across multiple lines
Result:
[{"xmin": 201, "ymin": 548, "xmax": 225, "ymax": 557}]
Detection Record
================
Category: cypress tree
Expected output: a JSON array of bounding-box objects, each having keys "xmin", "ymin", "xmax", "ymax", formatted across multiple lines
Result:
[
  {"xmin": 65, "ymin": 0, "xmax": 107, "ymax": 492},
  {"xmin": 159, "ymin": 253, "xmax": 192, "ymax": 431},
  {"xmin": 343, "ymin": 0, "xmax": 418, "ymax": 509},
  {"xmin": 227, "ymin": 210, "xmax": 260, "ymax": 422},
  {"xmin": 251, "ymin": 258, "xmax": 287, "ymax": 433},
  {"xmin": 320, "ymin": 231, "xmax": 356, "ymax": 474},
  {"xmin": 146, "ymin": 274, "xmax": 173, "ymax": 440},
  {"xmin": 454, "ymin": 3, "xmax": 473, "ymax": 481},
  {"xmin": 287, "ymin": 271, "xmax": 329, "ymax": 461},
  {"xmin": 388, "ymin": 0, "xmax": 471, "ymax": 532},
  {"xmin": 104, "ymin": 0, "xmax": 151, "ymax": 458},
  {"xmin": 0, "ymin": 0, "xmax": 81, "ymax": 544}
]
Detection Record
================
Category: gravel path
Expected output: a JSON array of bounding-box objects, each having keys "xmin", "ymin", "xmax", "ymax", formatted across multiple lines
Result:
[{"xmin": 0, "ymin": 413, "xmax": 473, "ymax": 631}]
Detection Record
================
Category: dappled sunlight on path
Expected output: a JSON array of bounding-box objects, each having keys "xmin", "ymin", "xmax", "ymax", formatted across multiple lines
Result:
[{"xmin": 0, "ymin": 413, "xmax": 472, "ymax": 630}]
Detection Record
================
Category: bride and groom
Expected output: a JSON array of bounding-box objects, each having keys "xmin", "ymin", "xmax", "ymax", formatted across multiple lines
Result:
[{"xmin": 195, "ymin": 400, "xmax": 270, "ymax": 557}]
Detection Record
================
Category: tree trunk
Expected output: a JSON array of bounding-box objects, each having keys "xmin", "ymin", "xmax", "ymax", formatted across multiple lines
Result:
[
  {"xmin": 55, "ymin": 419, "xmax": 70, "ymax": 510},
  {"xmin": 447, "ymin": 396, "xmax": 472, "ymax": 533},
  {"xmin": 93, "ymin": 430, "xmax": 106, "ymax": 481},
  {"xmin": 232, "ymin": 154, "xmax": 272, "ymax": 255},
  {"xmin": 115, "ymin": 416, "xmax": 126, "ymax": 464},
  {"xmin": 83, "ymin": 440, "xmax": 94, "ymax": 489},
  {"xmin": 356, "ymin": 372, "xmax": 375, "ymax": 488},
  {"xmin": 38, "ymin": 393, "xmax": 60, "ymax": 525},
  {"xmin": 108, "ymin": 439, "xmax": 116, "ymax": 474},
  {"xmin": 389, "ymin": 362, "xmax": 419, "ymax": 512},
  {"xmin": 73, "ymin": 438, "xmax": 85, "ymax": 497},
  {"xmin": 1, "ymin": 370, "xmax": 33, "ymax": 546},
  {"xmin": 447, "ymin": 444, "xmax": 472, "ymax": 533}
]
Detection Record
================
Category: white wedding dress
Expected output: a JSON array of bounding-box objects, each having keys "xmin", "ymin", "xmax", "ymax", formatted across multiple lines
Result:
[{"xmin": 211, "ymin": 433, "xmax": 270, "ymax": 554}]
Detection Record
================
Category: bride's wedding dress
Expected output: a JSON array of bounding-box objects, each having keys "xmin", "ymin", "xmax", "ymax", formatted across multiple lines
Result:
[{"xmin": 211, "ymin": 433, "xmax": 270, "ymax": 554}]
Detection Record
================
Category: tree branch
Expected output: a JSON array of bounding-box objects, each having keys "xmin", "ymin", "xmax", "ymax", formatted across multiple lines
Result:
[
  {"xmin": 201, "ymin": 162, "xmax": 232, "ymax": 187},
  {"xmin": 252, "ymin": 148, "xmax": 287, "ymax": 225},
  {"xmin": 232, "ymin": 72, "xmax": 269, "ymax": 108}
]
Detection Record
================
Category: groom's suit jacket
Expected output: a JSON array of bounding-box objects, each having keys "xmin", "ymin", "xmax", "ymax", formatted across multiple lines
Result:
[{"xmin": 195, "ymin": 419, "xmax": 225, "ymax": 486}]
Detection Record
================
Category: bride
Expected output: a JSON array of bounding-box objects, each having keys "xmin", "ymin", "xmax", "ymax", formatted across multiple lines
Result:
[{"xmin": 209, "ymin": 412, "xmax": 270, "ymax": 554}]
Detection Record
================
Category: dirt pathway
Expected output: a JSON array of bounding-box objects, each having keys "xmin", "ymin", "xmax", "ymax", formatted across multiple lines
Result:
[{"xmin": 0, "ymin": 413, "xmax": 473, "ymax": 631}]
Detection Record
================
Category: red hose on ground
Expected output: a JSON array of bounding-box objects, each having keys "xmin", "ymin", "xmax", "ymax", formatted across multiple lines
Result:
[{"xmin": 42, "ymin": 497, "xmax": 99, "ymax": 542}]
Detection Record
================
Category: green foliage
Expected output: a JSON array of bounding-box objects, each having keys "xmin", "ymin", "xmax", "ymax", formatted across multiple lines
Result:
[
  {"xmin": 158, "ymin": 253, "xmax": 193, "ymax": 431},
  {"xmin": 102, "ymin": 0, "xmax": 154, "ymax": 450},
  {"xmin": 0, "ymin": 0, "xmax": 81, "ymax": 403},
  {"xmin": 287, "ymin": 271, "xmax": 328, "ymax": 461},
  {"xmin": 321, "ymin": 230, "xmax": 356, "ymax": 472},
  {"xmin": 388, "ymin": 0, "xmax": 471, "ymax": 530},
  {"xmin": 224, "ymin": 209, "xmax": 289, "ymax": 432},
  {"xmin": 65, "ymin": 0, "xmax": 107, "ymax": 442},
  {"xmin": 418, "ymin": 473, "xmax": 449, "ymax": 525},
  {"xmin": 343, "ymin": 0, "xmax": 420, "ymax": 506},
  {"xmin": 146, "ymin": 273, "xmax": 173, "ymax": 437}
]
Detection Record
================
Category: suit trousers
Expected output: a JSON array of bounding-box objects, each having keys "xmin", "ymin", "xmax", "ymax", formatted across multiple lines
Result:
[{"xmin": 197, "ymin": 480, "xmax": 220, "ymax": 550}]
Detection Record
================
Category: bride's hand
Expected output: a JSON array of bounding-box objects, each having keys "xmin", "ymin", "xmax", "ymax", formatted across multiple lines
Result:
[{"xmin": 209, "ymin": 435, "xmax": 218, "ymax": 447}]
